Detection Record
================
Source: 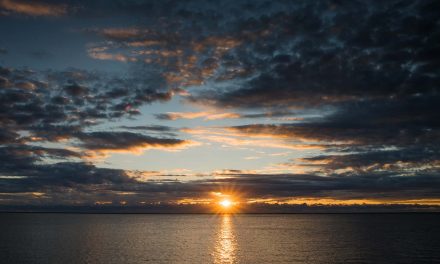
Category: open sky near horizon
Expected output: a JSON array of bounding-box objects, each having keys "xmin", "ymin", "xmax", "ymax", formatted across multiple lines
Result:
[{"xmin": 0, "ymin": 0, "xmax": 439, "ymax": 210}]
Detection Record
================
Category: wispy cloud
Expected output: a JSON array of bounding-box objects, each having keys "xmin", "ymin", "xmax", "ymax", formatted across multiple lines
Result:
[
  {"xmin": 155, "ymin": 111, "xmax": 240, "ymax": 121},
  {"xmin": 0, "ymin": 0, "xmax": 67, "ymax": 16}
]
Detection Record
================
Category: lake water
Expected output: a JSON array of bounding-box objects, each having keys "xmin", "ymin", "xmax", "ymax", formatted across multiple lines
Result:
[{"xmin": 0, "ymin": 213, "xmax": 439, "ymax": 264}]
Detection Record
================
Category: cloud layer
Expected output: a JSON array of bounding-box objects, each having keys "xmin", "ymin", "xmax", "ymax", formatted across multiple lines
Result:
[{"xmin": 0, "ymin": 0, "xmax": 439, "ymax": 210}]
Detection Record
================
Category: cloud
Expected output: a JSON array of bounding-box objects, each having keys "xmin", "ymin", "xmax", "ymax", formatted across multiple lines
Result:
[
  {"xmin": 154, "ymin": 111, "xmax": 241, "ymax": 121},
  {"xmin": 155, "ymin": 112, "xmax": 209, "ymax": 121},
  {"xmin": 0, "ymin": 0, "xmax": 67, "ymax": 16},
  {"xmin": 194, "ymin": 172, "xmax": 440, "ymax": 204},
  {"xmin": 239, "ymin": 111, "xmax": 302, "ymax": 120},
  {"xmin": 186, "ymin": 1, "xmax": 439, "ymax": 109},
  {"xmin": 119, "ymin": 125, "xmax": 178, "ymax": 137},
  {"xmin": 296, "ymin": 147, "xmax": 440, "ymax": 174},
  {"xmin": 0, "ymin": 66, "xmax": 196, "ymax": 197},
  {"xmin": 1, "ymin": 0, "xmax": 439, "ymax": 209},
  {"xmin": 155, "ymin": 110, "xmax": 300, "ymax": 121},
  {"xmin": 0, "ymin": 66, "xmax": 175, "ymax": 135},
  {"xmin": 119, "ymin": 125, "xmax": 175, "ymax": 132},
  {"xmin": 2, "ymin": 167, "xmax": 440, "ymax": 207},
  {"xmin": 82, "ymin": 20, "xmax": 245, "ymax": 89},
  {"xmin": 80, "ymin": 0, "xmax": 439, "ymax": 114},
  {"xmin": 183, "ymin": 127, "xmax": 326, "ymax": 150},
  {"xmin": 228, "ymin": 96, "xmax": 440, "ymax": 147},
  {"xmin": 0, "ymin": 162, "xmax": 133, "ymax": 194},
  {"xmin": 87, "ymin": 46, "xmax": 135, "ymax": 62},
  {"xmin": 219, "ymin": 93, "xmax": 440, "ymax": 177},
  {"xmin": 76, "ymin": 131, "xmax": 194, "ymax": 155}
]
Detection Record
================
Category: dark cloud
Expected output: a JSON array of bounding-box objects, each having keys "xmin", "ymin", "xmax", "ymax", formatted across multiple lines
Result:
[
  {"xmin": 241, "ymin": 93, "xmax": 438, "ymax": 131},
  {"xmin": 119, "ymin": 125, "xmax": 175, "ymax": 132},
  {"xmin": 63, "ymin": 83, "xmax": 89, "ymax": 96},
  {"xmin": 155, "ymin": 113, "xmax": 176, "ymax": 121},
  {"xmin": 186, "ymin": 0, "xmax": 439, "ymax": 108},
  {"xmin": 0, "ymin": 66, "xmax": 176, "ymax": 137},
  {"xmin": 76, "ymin": 131, "xmax": 187, "ymax": 151},
  {"xmin": 0, "ymin": 65, "xmax": 190, "ymax": 203},
  {"xmin": 0, "ymin": 128, "xmax": 20, "ymax": 144},
  {"xmin": 1, "ymin": 168, "xmax": 440, "ymax": 207},
  {"xmin": 200, "ymin": 173, "xmax": 440, "ymax": 201},
  {"xmin": 228, "ymin": 94, "xmax": 440, "ymax": 176},
  {"xmin": 0, "ymin": 162, "xmax": 132, "ymax": 194},
  {"xmin": 119, "ymin": 125, "xmax": 178, "ymax": 137},
  {"xmin": 240, "ymin": 111, "xmax": 301, "ymax": 119},
  {"xmin": 298, "ymin": 146, "xmax": 440, "ymax": 174},
  {"xmin": 115, "ymin": 172, "xmax": 440, "ymax": 203}
]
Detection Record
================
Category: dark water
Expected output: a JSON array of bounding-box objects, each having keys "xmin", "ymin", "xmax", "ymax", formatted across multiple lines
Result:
[{"xmin": 0, "ymin": 214, "xmax": 439, "ymax": 264}]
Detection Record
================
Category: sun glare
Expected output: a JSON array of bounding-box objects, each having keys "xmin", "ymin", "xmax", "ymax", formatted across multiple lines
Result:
[
  {"xmin": 220, "ymin": 199, "xmax": 232, "ymax": 208},
  {"xmin": 213, "ymin": 191, "xmax": 240, "ymax": 213}
]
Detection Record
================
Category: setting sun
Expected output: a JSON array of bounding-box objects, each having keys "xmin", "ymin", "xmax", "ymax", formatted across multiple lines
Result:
[
  {"xmin": 212, "ymin": 191, "xmax": 241, "ymax": 213},
  {"xmin": 220, "ymin": 199, "xmax": 232, "ymax": 208}
]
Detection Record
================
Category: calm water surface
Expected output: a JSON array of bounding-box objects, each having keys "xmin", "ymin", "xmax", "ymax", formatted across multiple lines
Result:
[{"xmin": 0, "ymin": 213, "xmax": 439, "ymax": 264}]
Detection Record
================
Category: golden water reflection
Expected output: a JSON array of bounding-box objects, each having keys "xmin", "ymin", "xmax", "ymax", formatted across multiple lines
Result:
[{"xmin": 214, "ymin": 214, "xmax": 237, "ymax": 264}]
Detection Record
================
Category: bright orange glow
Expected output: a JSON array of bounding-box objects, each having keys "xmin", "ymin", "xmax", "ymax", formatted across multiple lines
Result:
[
  {"xmin": 245, "ymin": 197, "xmax": 440, "ymax": 206},
  {"xmin": 211, "ymin": 190, "xmax": 243, "ymax": 213},
  {"xmin": 220, "ymin": 199, "xmax": 232, "ymax": 208}
]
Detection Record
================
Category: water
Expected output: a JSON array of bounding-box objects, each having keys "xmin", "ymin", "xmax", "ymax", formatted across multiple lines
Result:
[{"xmin": 0, "ymin": 213, "xmax": 439, "ymax": 264}]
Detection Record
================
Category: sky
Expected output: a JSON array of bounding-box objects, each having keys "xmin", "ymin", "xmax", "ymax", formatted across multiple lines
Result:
[{"xmin": 0, "ymin": 0, "xmax": 439, "ymax": 211}]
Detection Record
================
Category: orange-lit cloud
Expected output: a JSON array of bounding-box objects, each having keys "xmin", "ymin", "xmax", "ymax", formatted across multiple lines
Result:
[
  {"xmin": 0, "ymin": 0, "xmax": 67, "ymax": 16},
  {"xmin": 85, "ymin": 27, "xmax": 245, "ymax": 90},
  {"xmin": 156, "ymin": 111, "xmax": 240, "ymax": 121},
  {"xmin": 99, "ymin": 28, "xmax": 144, "ymax": 40},
  {"xmin": 83, "ymin": 139, "xmax": 200, "ymax": 160},
  {"xmin": 246, "ymin": 197, "xmax": 440, "ymax": 206},
  {"xmin": 125, "ymin": 168, "xmax": 194, "ymax": 182},
  {"xmin": 183, "ymin": 127, "xmax": 326, "ymax": 150},
  {"xmin": 87, "ymin": 46, "xmax": 136, "ymax": 62}
]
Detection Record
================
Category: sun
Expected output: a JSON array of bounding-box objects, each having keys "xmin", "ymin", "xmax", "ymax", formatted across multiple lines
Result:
[
  {"xmin": 220, "ymin": 199, "xmax": 232, "ymax": 208},
  {"xmin": 212, "ymin": 191, "xmax": 242, "ymax": 213}
]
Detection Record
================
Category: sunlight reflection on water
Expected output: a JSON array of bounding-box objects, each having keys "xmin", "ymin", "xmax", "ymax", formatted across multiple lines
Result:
[
  {"xmin": 214, "ymin": 214, "xmax": 237, "ymax": 264},
  {"xmin": 1, "ymin": 214, "xmax": 440, "ymax": 264}
]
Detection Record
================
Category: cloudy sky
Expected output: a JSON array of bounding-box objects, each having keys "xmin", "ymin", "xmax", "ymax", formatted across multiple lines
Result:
[{"xmin": 0, "ymin": 0, "xmax": 439, "ymax": 210}]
